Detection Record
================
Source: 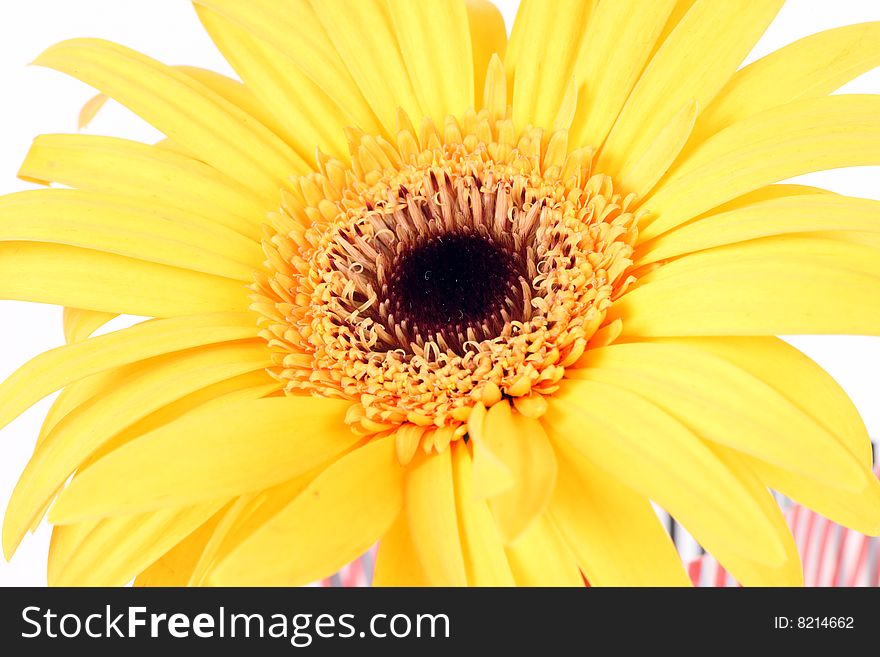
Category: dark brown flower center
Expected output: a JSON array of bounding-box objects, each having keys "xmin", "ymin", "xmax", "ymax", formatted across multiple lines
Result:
[{"xmin": 385, "ymin": 233, "xmax": 527, "ymax": 350}]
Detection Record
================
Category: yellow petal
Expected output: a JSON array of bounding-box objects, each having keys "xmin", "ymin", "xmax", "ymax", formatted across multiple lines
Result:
[
  {"xmin": 49, "ymin": 501, "xmax": 225, "ymax": 586},
  {"xmin": 37, "ymin": 376, "xmax": 138, "ymax": 461},
  {"xmin": 188, "ymin": 472, "xmax": 315, "ymax": 586},
  {"xmin": 644, "ymin": 95, "xmax": 880, "ymax": 239},
  {"xmin": 468, "ymin": 402, "xmax": 514, "ymax": 499},
  {"xmin": 5, "ymin": 342, "xmax": 271, "ymax": 553},
  {"xmin": 373, "ymin": 513, "xmax": 432, "ymax": 586},
  {"xmin": 692, "ymin": 22, "xmax": 880, "ymax": 147},
  {"xmin": 62, "ymin": 307, "xmax": 116, "ymax": 344},
  {"xmin": 743, "ymin": 457, "xmax": 880, "ymax": 536},
  {"xmin": 0, "ymin": 242, "xmax": 248, "ymax": 316},
  {"xmin": 175, "ymin": 65, "xmax": 290, "ymax": 146},
  {"xmin": 88, "ymin": 371, "xmax": 280, "ymax": 470},
  {"xmin": 482, "ymin": 402, "xmax": 557, "ymax": 544},
  {"xmin": 405, "ymin": 449, "xmax": 467, "ymax": 586},
  {"xmin": 613, "ymin": 236, "xmax": 880, "ymax": 336},
  {"xmin": 36, "ymin": 361, "xmax": 273, "ymax": 455},
  {"xmin": 653, "ymin": 336, "xmax": 873, "ymax": 468},
  {"xmin": 507, "ymin": 0, "xmax": 595, "ymax": 130},
  {"xmin": 209, "ymin": 435, "xmax": 404, "ymax": 586},
  {"xmin": 637, "ymin": 193, "xmax": 880, "ymax": 264},
  {"xmin": 451, "ymin": 441, "xmax": 515, "ymax": 586},
  {"xmin": 0, "ymin": 189, "xmax": 262, "ymax": 280},
  {"xmin": 20, "ymin": 134, "xmax": 267, "ymax": 242},
  {"xmin": 572, "ymin": 341, "xmax": 870, "ymax": 490},
  {"xmin": 134, "ymin": 508, "xmax": 227, "ymax": 586},
  {"xmin": 544, "ymin": 379, "xmax": 788, "ymax": 566},
  {"xmin": 389, "ymin": 0, "xmax": 474, "ymax": 126},
  {"xmin": 34, "ymin": 38, "xmax": 306, "ymax": 197},
  {"xmin": 194, "ymin": 5, "xmax": 351, "ymax": 161},
  {"xmin": 549, "ymin": 435, "xmax": 690, "ymax": 586},
  {"xmin": 702, "ymin": 446, "xmax": 804, "ymax": 586},
  {"xmin": 651, "ymin": 0, "xmax": 699, "ymax": 54},
  {"xmin": 568, "ymin": 0, "xmax": 678, "ymax": 150},
  {"xmin": 504, "ymin": 514, "xmax": 583, "ymax": 587},
  {"xmin": 617, "ymin": 99, "xmax": 697, "ymax": 196},
  {"xmin": 482, "ymin": 54, "xmax": 507, "ymax": 122},
  {"xmin": 465, "ymin": 0, "xmax": 507, "ymax": 107},
  {"xmin": 192, "ymin": 0, "xmax": 382, "ymax": 136},
  {"xmin": 598, "ymin": 0, "xmax": 783, "ymax": 177},
  {"xmin": 311, "ymin": 0, "xmax": 422, "ymax": 133},
  {"xmin": 0, "ymin": 312, "xmax": 256, "ymax": 435},
  {"xmin": 78, "ymin": 92, "xmax": 108, "ymax": 129},
  {"xmin": 693, "ymin": 182, "xmax": 836, "ymax": 216},
  {"xmin": 48, "ymin": 397, "xmax": 355, "ymax": 523}
]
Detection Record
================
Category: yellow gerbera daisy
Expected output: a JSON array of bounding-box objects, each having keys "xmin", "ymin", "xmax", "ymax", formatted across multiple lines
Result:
[{"xmin": 2, "ymin": 0, "xmax": 880, "ymax": 588}]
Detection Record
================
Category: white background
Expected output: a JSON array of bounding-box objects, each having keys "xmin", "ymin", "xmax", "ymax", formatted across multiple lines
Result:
[{"xmin": 1, "ymin": 0, "xmax": 879, "ymax": 586}]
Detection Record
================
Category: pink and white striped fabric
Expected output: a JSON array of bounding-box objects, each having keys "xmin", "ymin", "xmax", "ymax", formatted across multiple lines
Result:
[
  {"xmin": 315, "ymin": 547, "xmax": 375, "ymax": 588},
  {"xmin": 317, "ymin": 466, "xmax": 880, "ymax": 588}
]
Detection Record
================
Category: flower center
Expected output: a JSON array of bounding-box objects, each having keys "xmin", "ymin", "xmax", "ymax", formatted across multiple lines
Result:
[
  {"xmin": 386, "ymin": 233, "xmax": 524, "ymax": 353},
  {"xmin": 251, "ymin": 108, "xmax": 645, "ymax": 448}
]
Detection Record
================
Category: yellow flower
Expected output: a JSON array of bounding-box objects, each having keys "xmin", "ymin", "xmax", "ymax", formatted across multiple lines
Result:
[{"xmin": 2, "ymin": 0, "xmax": 880, "ymax": 587}]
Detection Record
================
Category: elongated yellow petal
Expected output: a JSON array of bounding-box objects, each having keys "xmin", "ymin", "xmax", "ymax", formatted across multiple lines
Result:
[
  {"xmin": 704, "ymin": 447, "xmax": 804, "ymax": 586},
  {"xmin": 743, "ymin": 456, "xmax": 880, "ymax": 536},
  {"xmin": 637, "ymin": 193, "xmax": 880, "ymax": 264},
  {"xmin": 652, "ymin": 0, "xmax": 699, "ymax": 54},
  {"xmin": 0, "ymin": 312, "xmax": 255, "ymax": 435},
  {"xmin": 48, "ymin": 397, "xmax": 354, "ymax": 523},
  {"xmin": 506, "ymin": 0, "xmax": 595, "ymax": 130},
  {"xmin": 36, "ymin": 373, "xmax": 132, "ymax": 456},
  {"xmin": 451, "ymin": 442, "xmax": 515, "ymax": 586},
  {"xmin": 0, "ymin": 190, "xmax": 262, "ymax": 280},
  {"xmin": 192, "ymin": 0, "xmax": 382, "ymax": 135},
  {"xmin": 35, "ymin": 359, "xmax": 273, "ymax": 455},
  {"xmin": 614, "ymin": 236, "xmax": 880, "ymax": 336},
  {"xmin": 482, "ymin": 402, "xmax": 557, "ymax": 544},
  {"xmin": 134, "ymin": 508, "xmax": 227, "ymax": 587},
  {"xmin": 312, "ymin": 0, "xmax": 422, "ymax": 132},
  {"xmin": 549, "ymin": 436, "xmax": 690, "ymax": 586},
  {"xmin": 482, "ymin": 54, "xmax": 507, "ymax": 122},
  {"xmin": 692, "ymin": 22, "xmax": 880, "ymax": 147},
  {"xmin": 194, "ymin": 6, "xmax": 350, "ymax": 161},
  {"xmin": 34, "ymin": 39, "xmax": 306, "ymax": 197},
  {"xmin": 572, "ymin": 341, "xmax": 870, "ymax": 490},
  {"xmin": 598, "ymin": 0, "xmax": 782, "ymax": 177},
  {"xmin": 568, "ymin": 0, "xmax": 677, "ymax": 151},
  {"xmin": 28, "ymin": 375, "xmax": 274, "ymax": 539},
  {"xmin": 505, "ymin": 514, "xmax": 583, "ymax": 587},
  {"xmin": 62, "ymin": 307, "xmax": 116, "ymax": 344},
  {"xmin": 544, "ymin": 379, "xmax": 788, "ymax": 566},
  {"xmin": 468, "ymin": 401, "xmax": 514, "ymax": 499},
  {"xmin": 0, "ymin": 242, "xmax": 248, "ymax": 316},
  {"xmin": 175, "ymin": 65, "xmax": 290, "ymax": 145},
  {"xmin": 49, "ymin": 501, "xmax": 225, "ymax": 586},
  {"xmin": 650, "ymin": 336, "xmax": 873, "ymax": 468},
  {"xmin": 4, "ymin": 342, "xmax": 271, "ymax": 553},
  {"xmin": 405, "ymin": 449, "xmax": 467, "ymax": 586},
  {"xmin": 84, "ymin": 371, "xmax": 281, "ymax": 472},
  {"xmin": 188, "ymin": 472, "xmax": 315, "ymax": 586},
  {"xmin": 389, "ymin": 0, "xmax": 473, "ymax": 126},
  {"xmin": 373, "ymin": 512, "xmax": 432, "ymax": 586},
  {"xmin": 617, "ymin": 99, "xmax": 697, "ymax": 196},
  {"xmin": 644, "ymin": 95, "xmax": 880, "ymax": 239},
  {"xmin": 209, "ymin": 435, "xmax": 404, "ymax": 586},
  {"xmin": 78, "ymin": 92, "xmax": 108, "ymax": 129},
  {"xmin": 20, "ymin": 134, "xmax": 267, "ymax": 242},
  {"xmin": 466, "ymin": 0, "xmax": 507, "ymax": 107}
]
